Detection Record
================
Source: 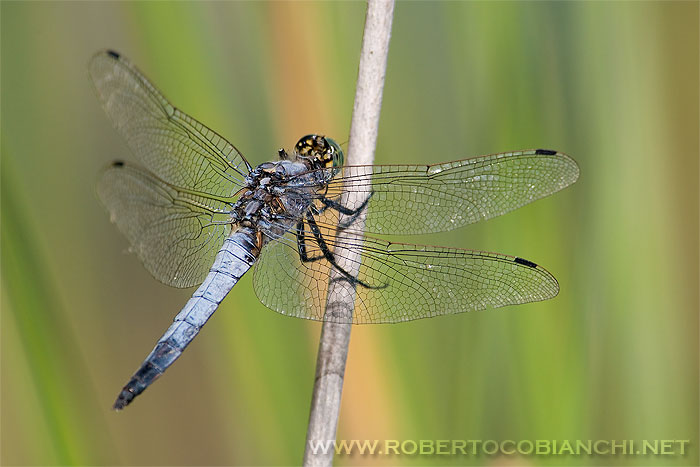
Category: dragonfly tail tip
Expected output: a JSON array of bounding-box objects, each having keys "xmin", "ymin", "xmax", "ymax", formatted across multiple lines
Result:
[{"xmin": 113, "ymin": 388, "xmax": 136, "ymax": 411}]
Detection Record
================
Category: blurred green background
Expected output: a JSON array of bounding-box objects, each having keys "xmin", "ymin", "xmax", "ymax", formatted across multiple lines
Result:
[{"xmin": 1, "ymin": 1, "xmax": 697, "ymax": 466}]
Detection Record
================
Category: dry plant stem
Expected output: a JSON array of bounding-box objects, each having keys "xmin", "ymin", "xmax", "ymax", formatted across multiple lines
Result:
[{"xmin": 303, "ymin": 1, "xmax": 394, "ymax": 465}]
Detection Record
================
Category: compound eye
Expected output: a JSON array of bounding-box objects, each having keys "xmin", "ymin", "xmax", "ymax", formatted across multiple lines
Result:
[
  {"xmin": 325, "ymin": 137, "xmax": 344, "ymax": 168},
  {"xmin": 294, "ymin": 135, "xmax": 343, "ymax": 169},
  {"xmin": 294, "ymin": 134, "xmax": 318, "ymax": 156}
]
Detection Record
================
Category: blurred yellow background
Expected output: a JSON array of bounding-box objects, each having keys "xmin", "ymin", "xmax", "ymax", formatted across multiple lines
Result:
[{"xmin": 1, "ymin": 1, "xmax": 697, "ymax": 466}]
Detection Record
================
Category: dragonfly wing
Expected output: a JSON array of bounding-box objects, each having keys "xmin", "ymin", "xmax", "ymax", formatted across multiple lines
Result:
[
  {"xmin": 89, "ymin": 50, "xmax": 249, "ymax": 198},
  {"xmin": 311, "ymin": 149, "xmax": 579, "ymax": 235},
  {"xmin": 253, "ymin": 220, "xmax": 559, "ymax": 324},
  {"xmin": 97, "ymin": 162, "xmax": 232, "ymax": 288}
]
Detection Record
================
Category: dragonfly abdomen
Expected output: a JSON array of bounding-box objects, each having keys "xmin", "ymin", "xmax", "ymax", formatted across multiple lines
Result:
[{"xmin": 113, "ymin": 228, "xmax": 259, "ymax": 410}]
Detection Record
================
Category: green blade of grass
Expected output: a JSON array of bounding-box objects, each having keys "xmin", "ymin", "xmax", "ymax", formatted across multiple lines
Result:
[{"xmin": 1, "ymin": 151, "xmax": 118, "ymax": 465}]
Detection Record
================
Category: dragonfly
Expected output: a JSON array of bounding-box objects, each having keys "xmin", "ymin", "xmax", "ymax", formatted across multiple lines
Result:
[{"xmin": 90, "ymin": 50, "xmax": 579, "ymax": 410}]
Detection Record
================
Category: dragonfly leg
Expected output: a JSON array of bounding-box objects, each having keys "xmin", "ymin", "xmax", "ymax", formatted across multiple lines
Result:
[
  {"xmin": 316, "ymin": 192, "xmax": 372, "ymax": 220},
  {"xmin": 304, "ymin": 211, "xmax": 382, "ymax": 289},
  {"xmin": 317, "ymin": 192, "xmax": 371, "ymax": 215},
  {"xmin": 296, "ymin": 219, "xmax": 326, "ymax": 263},
  {"xmin": 320, "ymin": 192, "xmax": 373, "ymax": 231}
]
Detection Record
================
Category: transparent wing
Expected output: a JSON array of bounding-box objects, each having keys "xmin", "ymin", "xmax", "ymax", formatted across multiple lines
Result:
[
  {"xmin": 97, "ymin": 162, "xmax": 232, "ymax": 288},
  {"xmin": 89, "ymin": 50, "xmax": 250, "ymax": 197},
  {"xmin": 296, "ymin": 149, "xmax": 579, "ymax": 235},
  {"xmin": 253, "ymin": 220, "xmax": 559, "ymax": 324}
]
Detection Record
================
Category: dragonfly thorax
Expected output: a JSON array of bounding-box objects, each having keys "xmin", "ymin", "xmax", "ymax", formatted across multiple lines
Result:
[
  {"xmin": 233, "ymin": 159, "xmax": 319, "ymax": 242},
  {"xmin": 232, "ymin": 135, "xmax": 344, "ymax": 242}
]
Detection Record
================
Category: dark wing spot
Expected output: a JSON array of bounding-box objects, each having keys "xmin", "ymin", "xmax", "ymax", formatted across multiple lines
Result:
[
  {"xmin": 107, "ymin": 50, "xmax": 120, "ymax": 59},
  {"xmin": 112, "ymin": 160, "xmax": 125, "ymax": 167},
  {"xmin": 535, "ymin": 149, "xmax": 557, "ymax": 155},
  {"xmin": 514, "ymin": 257, "xmax": 538, "ymax": 268}
]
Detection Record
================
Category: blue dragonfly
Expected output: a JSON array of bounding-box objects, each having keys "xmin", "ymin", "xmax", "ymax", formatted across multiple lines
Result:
[{"xmin": 90, "ymin": 50, "xmax": 579, "ymax": 409}]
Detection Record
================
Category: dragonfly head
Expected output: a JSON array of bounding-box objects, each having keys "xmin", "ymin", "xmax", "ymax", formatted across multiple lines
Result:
[{"xmin": 294, "ymin": 134, "xmax": 344, "ymax": 170}]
